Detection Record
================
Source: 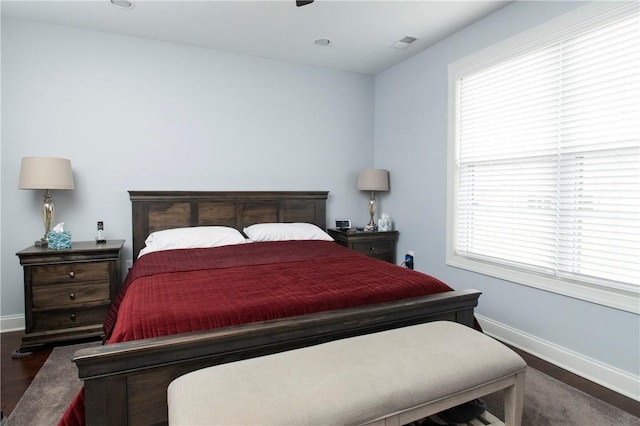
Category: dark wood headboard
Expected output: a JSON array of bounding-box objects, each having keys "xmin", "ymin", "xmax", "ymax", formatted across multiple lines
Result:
[{"xmin": 129, "ymin": 191, "xmax": 329, "ymax": 260}]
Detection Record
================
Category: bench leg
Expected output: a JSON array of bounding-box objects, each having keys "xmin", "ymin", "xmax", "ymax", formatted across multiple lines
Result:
[
  {"xmin": 384, "ymin": 416, "xmax": 400, "ymax": 426},
  {"xmin": 504, "ymin": 370, "xmax": 526, "ymax": 426}
]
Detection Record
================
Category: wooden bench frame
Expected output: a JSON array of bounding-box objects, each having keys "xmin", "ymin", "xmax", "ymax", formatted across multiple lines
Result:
[{"xmin": 362, "ymin": 371, "xmax": 526, "ymax": 426}]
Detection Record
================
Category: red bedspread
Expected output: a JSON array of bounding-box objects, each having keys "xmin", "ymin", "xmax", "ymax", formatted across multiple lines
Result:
[{"xmin": 60, "ymin": 240, "xmax": 453, "ymax": 425}]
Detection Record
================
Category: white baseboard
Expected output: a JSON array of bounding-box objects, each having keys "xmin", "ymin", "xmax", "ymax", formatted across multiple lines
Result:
[
  {"xmin": 0, "ymin": 314, "xmax": 24, "ymax": 333},
  {"xmin": 476, "ymin": 314, "xmax": 640, "ymax": 402}
]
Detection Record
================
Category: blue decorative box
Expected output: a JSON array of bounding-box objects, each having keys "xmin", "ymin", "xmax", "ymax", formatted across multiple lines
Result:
[{"xmin": 47, "ymin": 231, "xmax": 72, "ymax": 250}]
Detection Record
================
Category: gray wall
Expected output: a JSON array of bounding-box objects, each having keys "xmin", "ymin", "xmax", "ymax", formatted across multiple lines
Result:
[
  {"xmin": 375, "ymin": 1, "xmax": 639, "ymax": 399},
  {"xmin": 1, "ymin": 17, "xmax": 374, "ymax": 322}
]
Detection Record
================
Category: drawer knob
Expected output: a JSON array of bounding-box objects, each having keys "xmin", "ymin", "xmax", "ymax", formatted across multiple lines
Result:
[
  {"xmin": 69, "ymin": 293, "xmax": 76, "ymax": 300},
  {"xmin": 69, "ymin": 313, "xmax": 76, "ymax": 321},
  {"xmin": 68, "ymin": 271, "xmax": 75, "ymax": 278},
  {"xmin": 370, "ymin": 247, "xmax": 376, "ymax": 252}
]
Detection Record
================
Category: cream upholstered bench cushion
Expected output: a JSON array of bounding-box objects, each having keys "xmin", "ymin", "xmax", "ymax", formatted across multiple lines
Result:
[{"xmin": 168, "ymin": 321, "xmax": 526, "ymax": 426}]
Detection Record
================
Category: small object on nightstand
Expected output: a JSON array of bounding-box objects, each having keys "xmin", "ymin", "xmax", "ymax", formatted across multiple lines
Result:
[
  {"xmin": 96, "ymin": 221, "xmax": 106, "ymax": 243},
  {"xmin": 335, "ymin": 219, "xmax": 352, "ymax": 230},
  {"xmin": 377, "ymin": 213, "xmax": 393, "ymax": 231},
  {"xmin": 47, "ymin": 222, "xmax": 72, "ymax": 250}
]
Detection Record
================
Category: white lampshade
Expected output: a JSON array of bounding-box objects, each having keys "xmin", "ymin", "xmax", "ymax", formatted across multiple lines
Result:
[
  {"xmin": 357, "ymin": 168, "xmax": 389, "ymax": 192},
  {"xmin": 19, "ymin": 157, "xmax": 75, "ymax": 190}
]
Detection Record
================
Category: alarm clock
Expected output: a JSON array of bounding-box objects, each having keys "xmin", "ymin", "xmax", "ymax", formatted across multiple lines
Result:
[{"xmin": 335, "ymin": 219, "xmax": 352, "ymax": 230}]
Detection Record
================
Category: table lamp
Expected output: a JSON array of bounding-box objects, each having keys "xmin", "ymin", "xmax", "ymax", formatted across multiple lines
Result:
[
  {"xmin": 19, "ymin": 157, "xmax": 75, "ymax": 247},
  {"xmin": 357, "ymin": 168, "xmax": 389, "ymax": 231}
]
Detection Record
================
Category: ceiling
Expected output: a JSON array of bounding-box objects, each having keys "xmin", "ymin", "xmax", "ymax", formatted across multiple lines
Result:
[{"xmin": 1, "ymin": 0, "xmax": 511, "ymax": 75}]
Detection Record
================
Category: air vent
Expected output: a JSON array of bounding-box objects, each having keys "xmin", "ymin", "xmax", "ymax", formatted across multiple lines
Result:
[
  {"xmin": 110, "ymin": 0, "xmax": 134, "ymax": 10},
  {"xmin": 390, "ymin": 36, "xmax": 418, "ymax": 49}
]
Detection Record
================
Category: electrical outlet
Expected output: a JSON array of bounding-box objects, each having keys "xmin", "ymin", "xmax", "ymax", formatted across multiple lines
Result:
[{"xmin": 404, "ymin": 251, "xmax": 414, "ymax": 270}]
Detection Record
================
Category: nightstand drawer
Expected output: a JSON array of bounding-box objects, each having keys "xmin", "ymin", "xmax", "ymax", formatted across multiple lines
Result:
[
  {"xmin": 351, "ymin": 240, "xmax": 395, "ymax": 257},
  {"xmin": 327, "ymin": 229, "xmax": 399, "ymax": 264},
  {"xmin": 32, "ymin": 306, "xmax": 110, "ymax": 332},
  {"xmin": 32, "ymin": 282, "xmax": 110, "ymax": 309},
  {"xmin": 31, "ymin": 261, "xmax": 110, "ymax": 285}
]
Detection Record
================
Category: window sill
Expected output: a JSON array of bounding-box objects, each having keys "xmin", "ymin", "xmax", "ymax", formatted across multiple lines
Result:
[{"xmin": 446, "ymin": 254, "xmax": 639, "ymax": 314}]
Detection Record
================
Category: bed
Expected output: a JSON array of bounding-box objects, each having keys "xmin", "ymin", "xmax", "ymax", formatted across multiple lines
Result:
[{"xmin": 65, "ymin": 191, "xmax": 481, "ymax": 426}]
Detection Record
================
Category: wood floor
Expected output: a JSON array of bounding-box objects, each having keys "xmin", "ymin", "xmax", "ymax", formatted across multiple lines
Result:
[
  {"xmin": 2, "ymin": 331, "xmax": 53, "ymax": 420},
  {"xmin": 1, "ymin": 330, "xmax": 639, "ymax": 421}
]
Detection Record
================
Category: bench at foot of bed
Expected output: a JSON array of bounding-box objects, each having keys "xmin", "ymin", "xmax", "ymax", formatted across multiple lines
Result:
[{"xmin": 167, "ymin": 321, "xmax": 527, "ymax": 426}]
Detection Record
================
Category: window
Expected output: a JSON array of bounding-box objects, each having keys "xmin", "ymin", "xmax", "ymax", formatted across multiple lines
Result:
[{"xmin": 447, "ymin": 2, "xmax": 639, "ymax": 313}]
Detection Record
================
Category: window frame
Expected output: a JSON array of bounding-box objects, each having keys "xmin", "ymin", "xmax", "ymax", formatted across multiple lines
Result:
[{"xmin": 446, "ymin": 1, "xmax": 640, "ymax": 314}]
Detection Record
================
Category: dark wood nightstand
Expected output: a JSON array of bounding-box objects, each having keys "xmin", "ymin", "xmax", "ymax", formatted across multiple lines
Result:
[
  {"xmin": 328, "ymin": 228, "xmax": 399, "ymax": 264},
  {"xmin": 15, "ymin": 240, "xmax": 124, "ymax": 353}
]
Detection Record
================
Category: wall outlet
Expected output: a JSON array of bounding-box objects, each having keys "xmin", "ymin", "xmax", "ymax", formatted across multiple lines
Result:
[{"xmin": 404, "ymin": 251, "xmax": 414, "ymax": 270}]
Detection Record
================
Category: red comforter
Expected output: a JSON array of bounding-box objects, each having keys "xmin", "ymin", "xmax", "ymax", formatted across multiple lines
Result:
[{"xmin": 60, "ymin": 240, "xmax": 454, "ymax": 425}]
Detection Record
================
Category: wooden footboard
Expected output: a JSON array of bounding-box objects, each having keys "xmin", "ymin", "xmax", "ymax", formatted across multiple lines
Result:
[{"xmin": 74, "ymin": 289, "xmax": 480, "ymax": 426}]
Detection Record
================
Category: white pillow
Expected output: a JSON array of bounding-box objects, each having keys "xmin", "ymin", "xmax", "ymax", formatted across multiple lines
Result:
[
  {"xmin": 138, "ymin": 226, "xmax": 246, "ymax": 258},
  {"xmin": 243, "ymin": 223, "xmax": 333, "ymax": 242}
]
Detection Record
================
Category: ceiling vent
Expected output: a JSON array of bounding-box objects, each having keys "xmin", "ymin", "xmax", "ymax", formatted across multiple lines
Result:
[
  {"xmin": 110, "ymin": 0, "xmax": 134, "ymax": 10},
  {"xmin": 390, "ymin": 36, "xmax": 418, "ymax": 49}
]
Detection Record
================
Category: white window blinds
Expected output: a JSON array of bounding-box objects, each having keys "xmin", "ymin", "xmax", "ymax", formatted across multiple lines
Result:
[{"xmin": 448, "ymin": 2, "xmax": 639, "ymax": 312}]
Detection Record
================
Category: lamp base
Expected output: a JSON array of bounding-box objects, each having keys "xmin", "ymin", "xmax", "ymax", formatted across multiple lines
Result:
[
  {"xmin": 366, "ymin": 191, "xmax": 378, "ymax": 232},
  {"xmin": 35, "ymin": 237, "xmax": 48, "ymax": 247}
]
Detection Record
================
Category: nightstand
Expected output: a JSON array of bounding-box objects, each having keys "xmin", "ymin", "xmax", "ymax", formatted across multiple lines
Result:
[
  {"xmin": 15, "ymin": 240, "xmax": 124, "ymax": 352},
  {"xmin": 328, "ymin": 228, "xmax": 399, "ymax": 264}
]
